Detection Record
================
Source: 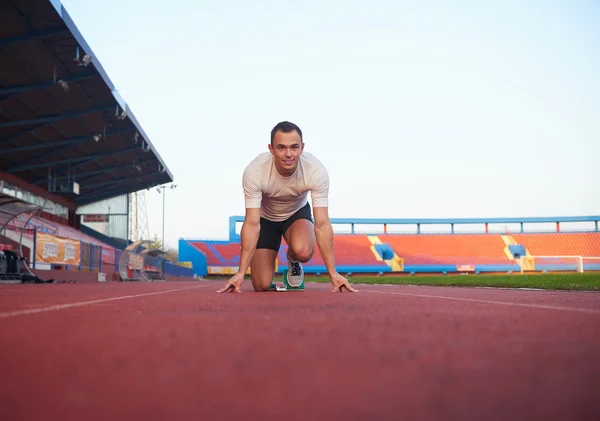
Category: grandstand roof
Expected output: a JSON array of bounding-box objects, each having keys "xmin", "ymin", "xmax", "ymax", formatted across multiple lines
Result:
[{"xmin": 0, "ymin": 0, "xmax": 173, "ymax": 206}]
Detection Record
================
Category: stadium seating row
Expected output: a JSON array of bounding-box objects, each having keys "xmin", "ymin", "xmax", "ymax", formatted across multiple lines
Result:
[{"xmin": 189, "ymin": 232, "xmax": 600, "ymax": 271}]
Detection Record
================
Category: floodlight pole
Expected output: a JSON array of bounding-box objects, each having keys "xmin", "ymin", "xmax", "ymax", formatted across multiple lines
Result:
[
  {"xmin": 159, "ymin": 184, "xmax": 177, "ymax": 251},
  {"xmin": 162, "ymin": 188, "xmax": 165, "ymax": 251}
]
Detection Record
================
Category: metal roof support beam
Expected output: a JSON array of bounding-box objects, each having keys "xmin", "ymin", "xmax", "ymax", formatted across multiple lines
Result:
[
  {"xmin": 0, "ymin": 70, "xmax": 96, "ymax": 96},
  {"xmin": 3, "ymin": 120, "xmax": 93, "ymax": 170},
  {"xmin": 0, "ymin": 93, "xmax": 17, "ymax": 105},
  {"xmin": 6, "ymin": 142, "xmax": 74, "ymax": 172},
  {"xmin": 74, "ymin": 181, "xmax": 159, "ymax": 205},
  {"xmin": 81, "ymin": 172, "xmax": 158, "ymax": 191},
  {"xmin": 0, "ymin": 26, "xmax": 67, "ymax": 47},
  {"xmin": 7, "ymin": 154, "xmax": 91, "ymax": 173},
  {"xmin": 75, "ymin": 157, "xmax": 156, "ymax": 184},
  {"xmin": 1, "ymin": 127, "xmax": 133, "ymax": 154},
  {"xmin": 0, "ymin": 123, "xmax": 47, "ymax": 145},
  {"xmin": 6, "ymin": 144, "xmax": 141, "ymax": 172},
  {"xmin": 0, "ymin": 104, "xmax": 113, "ymax": 129},
  {"xmin": 32, "ymin": 157, "xmax": 155, "ymax": 185}
]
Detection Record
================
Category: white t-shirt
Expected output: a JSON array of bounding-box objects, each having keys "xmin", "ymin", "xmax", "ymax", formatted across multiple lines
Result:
[{"xmin": 242, "ymin": 151, "xmax": 329, "ymax": 222}]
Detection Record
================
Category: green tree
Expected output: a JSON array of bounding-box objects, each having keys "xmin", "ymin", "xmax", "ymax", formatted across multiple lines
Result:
[
  {"xmin": 147, "ymin": 233, "xmax": 163, "ymax": 250},
  {"xmin": 147, "ymin": 234, "xmax": 178, "ymax": 262},
  {"xmin": 164, "ymin": 247, "xmax": 178, "ymax": 263}
]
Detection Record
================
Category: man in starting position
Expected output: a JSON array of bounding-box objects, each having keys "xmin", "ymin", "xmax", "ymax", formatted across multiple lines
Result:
[{"xmin": 216, "ymin": 121, "xmax": 358, "ymax": 293}]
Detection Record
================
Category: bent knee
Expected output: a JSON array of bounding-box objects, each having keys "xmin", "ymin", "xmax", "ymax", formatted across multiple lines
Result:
[
  {"xmin": 251, "ymin": 276, "xmax": 273, "ymax": 292},
  {"xmin": 290, "ymin": 245, "xmax": 314, "ymax": 263}
]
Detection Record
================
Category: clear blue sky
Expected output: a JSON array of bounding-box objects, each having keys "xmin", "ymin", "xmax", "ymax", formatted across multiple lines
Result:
[{"xmin": 59, "ymin": 0, "xmax": 600, "ymax": 248}]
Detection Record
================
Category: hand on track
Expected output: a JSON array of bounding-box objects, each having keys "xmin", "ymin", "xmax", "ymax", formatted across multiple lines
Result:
[
  {"xmin": 330, "ymin": 273, "xmax": 358, "ymax": 292},
  {"xmin": 216, "ymin": 272, "xmax": 244, "ymax": 293}
]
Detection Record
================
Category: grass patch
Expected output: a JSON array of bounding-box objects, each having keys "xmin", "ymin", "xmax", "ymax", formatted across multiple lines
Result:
[{"xmin": 300, "ymin": 272, "xmax": 600, "ymax": 291}]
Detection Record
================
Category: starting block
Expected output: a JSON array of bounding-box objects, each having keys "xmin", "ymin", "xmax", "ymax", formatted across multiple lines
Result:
[{"xmin": 269, "ymin": 269, "xmax": 305, "ymax": 291}]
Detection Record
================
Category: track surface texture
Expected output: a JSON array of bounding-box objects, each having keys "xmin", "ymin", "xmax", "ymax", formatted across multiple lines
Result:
[{"xmin": 1, "ymin": 280, "xmax": 599, "ymax": 421}]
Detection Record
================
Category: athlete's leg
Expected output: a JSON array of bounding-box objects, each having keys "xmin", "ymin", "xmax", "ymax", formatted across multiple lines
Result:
[
  {"xmin": 282, "ymin": 203, "xmax": 315, "ymax": 287},
  {"xmin": 283, "ymin": 219, "xmax": 315, "ymax": 263},
  {"xmin": 282, "ymin": 202, "xmax": 316, "ymax": 263},
  {"xmin": 250, "ymin": 249, "xmax": 277, "ymax": 291},
  {"xmin": 250, "ymin": 217, "xmax": 283, "ymax": 292}
]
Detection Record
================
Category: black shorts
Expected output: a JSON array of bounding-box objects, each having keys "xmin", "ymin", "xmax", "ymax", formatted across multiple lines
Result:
[{"xmin": 256, "ymin": 202, "xmax": 313, "ymax": 252}]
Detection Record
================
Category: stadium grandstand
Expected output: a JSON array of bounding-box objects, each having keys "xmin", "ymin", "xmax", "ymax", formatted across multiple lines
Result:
[
  {"xmin": 0, "ymin": 0, "xmax": 192, "ymax": 283},
  {"xmin": 181, "ymin": 215, "xmax": 600, "ymax": 277},
  {"xmin": 3, "ymin": 0, "xmax": 599, "ymax": 285}
]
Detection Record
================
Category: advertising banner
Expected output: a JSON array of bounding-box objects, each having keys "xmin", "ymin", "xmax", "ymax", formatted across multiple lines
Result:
[
  {"xmin": 35, "ymin": 232, "xmax": 81, "ymax": 265},
  {"xmin": 83, "ymin": 214, "xmax": 109, "ymax": 223}
]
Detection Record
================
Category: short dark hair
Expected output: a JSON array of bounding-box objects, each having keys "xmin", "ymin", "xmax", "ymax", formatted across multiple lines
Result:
[{"xmin": 271, "ymin": 121, "xmax": 303, "ymax": 145}]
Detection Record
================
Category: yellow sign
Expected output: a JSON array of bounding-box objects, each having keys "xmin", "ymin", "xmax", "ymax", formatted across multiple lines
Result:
[
  {"xmin": 207, "ymin": 266, "xmax": 251, "ymax": 275},
  {"xmin": 520, "ymin": 256, "xmax": 535, "ymax": 271}
]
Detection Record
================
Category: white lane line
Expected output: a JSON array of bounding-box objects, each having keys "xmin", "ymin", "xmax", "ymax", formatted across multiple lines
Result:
[
  {"xmin": 0, "ymin": 284, "xmax": 210, "ymax": 319},
  {"xmin": 363, "ymin": 289, "xmax": 600, "ymax": 315}
]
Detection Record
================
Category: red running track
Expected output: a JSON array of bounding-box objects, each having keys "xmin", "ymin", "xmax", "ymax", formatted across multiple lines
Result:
[{"xmin": 0, "ymin": 280, "xmax": 599, "ymax": 421}]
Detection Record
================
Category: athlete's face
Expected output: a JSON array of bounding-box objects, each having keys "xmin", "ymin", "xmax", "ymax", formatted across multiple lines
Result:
[{"xmin": 269, "ymin": 130, "xmax": 304, "ymax": 176}]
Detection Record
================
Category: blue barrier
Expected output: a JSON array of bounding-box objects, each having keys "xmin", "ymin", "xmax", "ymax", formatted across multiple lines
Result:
[
  {"xmin": 403, "ymin": 265, "xmax": 458, "ymax": 273},
  {"xmin": 474, "ymin": 264, "xmax": 520, "ymax": 272},
  {"xmin": 163, "ymin": 260, "xmax": 194, "ymax": 277},
  {"xmin": 287, "ymin": 265, "xmax": 393, "ymax": 274},
  {"xmin": 178, "ymin": 239, "xmax": 207, "ymax": 276}
]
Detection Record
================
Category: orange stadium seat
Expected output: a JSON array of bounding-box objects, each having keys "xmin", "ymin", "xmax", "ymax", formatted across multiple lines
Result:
[
  {"xmin": 512, "ymin": 232, "xmax": 600, "ymax": 257},
  {"xmin": 381, "ymin": 234, "xmax": 511, "ymax": 265},
  {"xmin": 277, "ymin": 235, "xmax": 388, "ymax": 269}
]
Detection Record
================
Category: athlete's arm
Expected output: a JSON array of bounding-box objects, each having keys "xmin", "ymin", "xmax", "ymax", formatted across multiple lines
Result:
[
  {"xmin": 314, "ymin": 207, "xmax": 358, "ymax": 292},
  {"xmin": 309, "ymin": 163, "xmax": 357, "ymax": 292},
  {"xmin": 237, "ymin": 207, "xmax": 261, "ymax": 275},
  {"xmin": 216, "ymin": 207, "xmax": 261, "ymax": 293},
  {"xmin": 313, "ymin": 206, "xmax": 337, "ymax": 276},
  {"xmin": 217, "ymin": 163, "xmax": 263, "ymax": 293}
]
